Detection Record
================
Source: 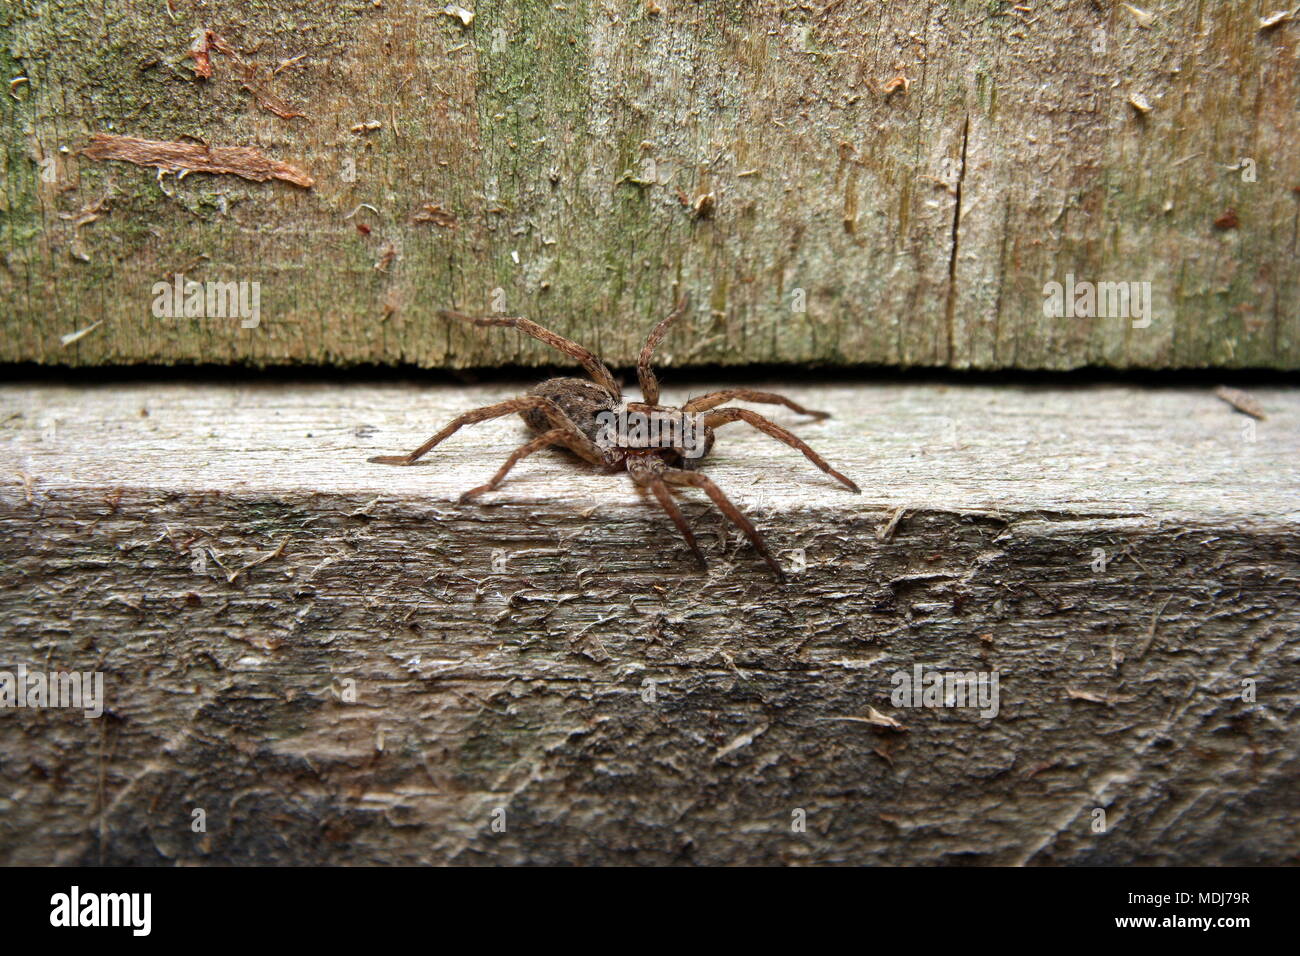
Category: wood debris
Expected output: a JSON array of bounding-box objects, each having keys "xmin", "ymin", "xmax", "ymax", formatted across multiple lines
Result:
[
  {"xmin": 374, "ymin": 240, "xmax": 398, "ymax": 273},
  {"xmin": 882, "ymin": 74, "xmax": 911, "ymax": 96},
  {"xmin": 187, "ymin": 30, "xmax": 305, "ymax": 119},
  {"xmin": 187, "ymin": 29, "xmax": 236, "ymax": 79},
  {"xmin": 351, "ymin": 120, "xmax": 382, "ymax": 134},
  {"xmin": 274, "ymin": 53, "xmax": 308, "ymax": 75},
  {"xmin": 876, "ymin": 505, "xmax": 907, "ymax": 541},
  {"xmin": 1213, "ymin": 386, "xmax": 1266, "ymax": 420},
  {"xmin": 14, "ymin": 470, "xmax": 34, "ymax": 504},
  {"xmin": 412, "ymin": 202, "xmax": 457, "ymax": 227},
  {"xmin": 1260, "ymin": 7, "xmax": 1298, "ymax": 30},
  {"xmin": 1122, "ymin": 3, "xmax": 1155, "ymax": 27},
  {"xmin": 442, "ymin": 4, "xmax": 475, "ymax": 26},
  {"xmin": 1022, "ymin": 760, "xmax": 1061, "ymax": 780},
  {"xmin": 1133, "ymin": 596, "xmax": 1172, "ymax": 660},
  {"xmin": 689, "ymin": 191, "xmax": 715, "ymax": 219},
  {"xmin": 1066, "ymin": 687, "xmax": 1136, "ymax": 705},
  {"xmin": 712, "ymin": 723, "xmax": 769, "ymax": 762},
  {"xmin": 59, "ymin": 191, "xmax": 112, "ymax": 261},
  {"xmin": 226, "ymin": 538, "xmax": 289, "ymax": 583},
  {"xmin": 82, "ymin": 133, "xmax": 314, "ymax": 188},
  {"xmin": 237, "ymin": 65, "xmax": 306, "ymax": 120},
  {"xmin": 819, "ymin": 706, "xmax": 907, "ymax": 731},
  {"xmin": 1128, "ymin": 92, "xmax": 1152, "ymax": 113},
  {"xmin": 1213, "ymin": 208, "xmax": 1239, "ymax": 230},
  {"xmin": 60, "ymin": 321, "xmax": 103, "ymax": 347}
]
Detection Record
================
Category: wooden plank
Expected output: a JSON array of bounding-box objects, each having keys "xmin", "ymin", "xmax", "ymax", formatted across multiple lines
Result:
[
  {"xmin": 1, "ymin": 381, "xmax": 1296, "ymax": 864},
  {"xmin": 2, "ymin": 1, "xmax": 1296, "ymax": 370}
]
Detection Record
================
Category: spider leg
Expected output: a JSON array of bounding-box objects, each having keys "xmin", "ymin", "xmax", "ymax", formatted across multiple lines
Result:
[
  {"xmin": 459, "ymin": 428, "xmax": 601, "ymax": 502},
  {"xmin": 439, "ymin": 310, "xmax": 621, "ymax": 399},
  {"xmin": 628, "ymin": 466, "xmax": 709, "ymax": 570},
  {"xmin": 701, "ymin": 407, "xmax": 860, "ymax": 493},
  {"xmin": 683, "ymin": 388, "xmax": 830, "ymax": 419},
  {"xmin": 637, "ymin": 293, "xmax": 691, "ymax": 405},
  {"xmin": 661, "ymin": 467, "xmax": 786, "ymax": 582},
  {"xmin": 368, "ymin": 396, "xmax": 604, "ymax": 467}
]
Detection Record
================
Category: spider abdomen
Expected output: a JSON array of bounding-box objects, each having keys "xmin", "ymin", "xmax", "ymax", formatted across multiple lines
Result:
[{"xmin": 523, "ymin": 377, "xmax": 616, "ymax": 446}]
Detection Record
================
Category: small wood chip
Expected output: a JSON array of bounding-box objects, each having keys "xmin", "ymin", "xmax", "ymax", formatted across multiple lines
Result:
[
  {"xmin": 412, "ymin": 202, "xmax": 457, "ymax": 227},
  {"xmin": 712, "ymin": 723, "xmax": 769, "ymax": 762},
  {"xmin": 876, "ymin": 505, "xmax": 907, "ymax": 541},
  {"xmin": 1213, "ymin": 208, "xmax": 1239, "ymax": 230},
  {"xmin": 60, "ymin": 321, "xmax": 103, "ymax": 347},
  {"xmin": 1260, "ymin": 8, "xmax": 1297, "ymax": 30},
  {"xmin": 374, "ymin": 241, "xmax": 398, "ymax": 273},
  {"xmin": 227, "ymin": 538, "xmax": 289, "ymax": 583},
  {"xmin": 1122, "ymin": 3, "xmax": 1155, "ymax": 27},
  {"xmin": 1066, "ymin": 688, "xmax": 1136, "ymax": 705},
  {"xmin": 442, "ymin": 4, "xmax": 475, "ymax": 26},
  {"xmin": 1133, "ymin": 595, "xmax": 1172, "ymax": 660},
  {"xmin": 82, "ymin": 133, "xmax": 314, "ymax": 188},
  {"xmin": 690, "ymin": 192, "xmax": 715, "ymax": 219},
  {"xmin": 1213, "ymin": 386, "xmax": 1266, "ymax": 420},
  {"xmin": 819, "ymin": 706, "xmax": 907, "ymax": 731},
  {"xmin": 274, "ymin": 53, "xmax": 308, "ymax": 75},
  {"xmin": 188, "ymin": 29, "xmax": 236, "ymax": 80},
  {"xmin": 882, "ymin": 74, "xmax": 910, "ymax": 96},
  {"xmin": 1128, "ymin": 92, "xmax": 1152, "ymax": 113}
]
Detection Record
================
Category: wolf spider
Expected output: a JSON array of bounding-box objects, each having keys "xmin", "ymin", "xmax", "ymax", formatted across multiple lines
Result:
[{"xmin": 369, "ymin": 296, "xmax": 859, "ymax": 581}]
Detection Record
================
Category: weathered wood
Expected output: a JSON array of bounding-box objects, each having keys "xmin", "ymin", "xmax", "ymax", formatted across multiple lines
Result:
[
  {"xmin": 2, "ymin": 1, "xmax": 1297, "ymax": 370},
  {"xmin": 1, "ymin": 381, "xmax": 1297, "ymax": 864}
]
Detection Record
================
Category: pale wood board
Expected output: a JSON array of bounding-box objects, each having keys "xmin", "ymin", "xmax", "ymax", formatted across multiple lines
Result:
[
  {"xmin": 0, "ymin": 381, "xmax": 1297, "ymax": 864},
  {"xmin": 3, "ymin": 1, "xmax": 1297, "ymax": 370}
]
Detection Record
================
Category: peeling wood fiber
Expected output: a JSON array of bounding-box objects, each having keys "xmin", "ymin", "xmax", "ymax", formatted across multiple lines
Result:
[
  {"xmin": 81, "ymin": 133, "xmax": 315, "ymax": 188},
  {"xmin": 1, "ymin": 1, "xmax": 1297, "ymax": 370},
  {"xmin": 1, "ymin": 382, "xmax": 1297, "ymax": 864}
]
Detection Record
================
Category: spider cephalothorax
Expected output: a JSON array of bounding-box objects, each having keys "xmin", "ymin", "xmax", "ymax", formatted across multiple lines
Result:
[{"xmin": 369, "ymin": 295, "xmax": 859, "ymax": 581}]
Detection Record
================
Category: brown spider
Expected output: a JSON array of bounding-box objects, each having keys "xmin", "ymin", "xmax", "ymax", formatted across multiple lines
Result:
[{"xmin": 369, "ymin": 296, "xmax": 860, "ymax": 581}]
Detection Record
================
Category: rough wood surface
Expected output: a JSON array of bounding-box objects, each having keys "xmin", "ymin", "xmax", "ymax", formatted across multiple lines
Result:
[
  {"xmin": 1, "ymin": 380, "xmax": 1297, "ymax": 864},
  {"xmin": 3, "ymin": 1, "xmax": 1297, "ymax": 370}
]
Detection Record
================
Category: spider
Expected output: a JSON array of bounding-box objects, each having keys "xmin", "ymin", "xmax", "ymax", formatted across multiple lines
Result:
[{"xmin": 369, "ymin": 295, "xmax": 860, "ymax": 581}]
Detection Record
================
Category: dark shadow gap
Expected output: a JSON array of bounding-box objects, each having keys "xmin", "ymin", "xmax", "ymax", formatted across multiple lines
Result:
[{"xmin": 0, "ymin": 361, "xmax": 1296, "ymax": 390}]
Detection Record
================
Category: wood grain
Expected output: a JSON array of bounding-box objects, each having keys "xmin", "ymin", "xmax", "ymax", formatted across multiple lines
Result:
[
  {"xmin": 1, "ymin": 381, "xmax": 1296, "ymax": 864},
  {"xmin": 2, "ymin": 1, "xmax": 1296, "ymax": 370}
]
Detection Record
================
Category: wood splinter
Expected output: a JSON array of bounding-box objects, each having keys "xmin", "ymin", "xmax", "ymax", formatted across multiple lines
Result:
[{"xmin": 82, "ymin": 133, "xmax": 314, "ymax": 188}]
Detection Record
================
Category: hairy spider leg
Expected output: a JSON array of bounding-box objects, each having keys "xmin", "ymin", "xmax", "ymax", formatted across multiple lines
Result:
[
  {"xmin": 368, "ymin": 396, "xmax": 606, "ymax": 467},
  {"xmin": 660, "ymin": 466, "xmax": 787, "ymax": 582},
  {"xmin": 626, "ymin": 458, "xmax": 709, "ymax": 569},
  {"xmin": 701, "ymin": 407, "xmax": 861, "ymax": 493},
  {"xmin": 683, "ymin": 388, "xmax": 831, "ymax": 419},
  {"xmin": 438, "ymin": 310, "xmax": 621, "ymax": 399},
  {"xmin": 636, "ymin": 293, "xmax": 691, "ymax": 405},
  {"xmin": 458, "ymin": 427, "xmax": 604, "ymax": 502}
]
